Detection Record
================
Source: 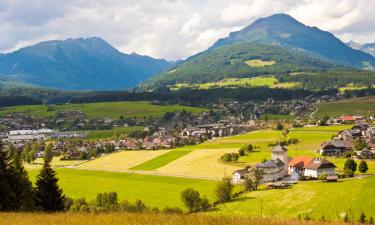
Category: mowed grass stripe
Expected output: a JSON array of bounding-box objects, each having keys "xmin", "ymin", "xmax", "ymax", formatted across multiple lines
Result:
[
  {"xmin": 28, "ymin": 168, "xmax": 216, "ymax": 208},
  {"xmin": 130, "ymin": 149, "xmax": 193, "ymax": 171}
]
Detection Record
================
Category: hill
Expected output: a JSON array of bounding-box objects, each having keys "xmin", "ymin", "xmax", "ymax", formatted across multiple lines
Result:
[
  {"xmin": 0, "ymin": 37, "xmax": 172, "ymax": 91},
  {"xmin": 211, "ymin": 14, "xmax": 375, "ymax": 69},
  {"xmin": 140, "ymin": 42, "xmax": 339, "ymax": 90}
]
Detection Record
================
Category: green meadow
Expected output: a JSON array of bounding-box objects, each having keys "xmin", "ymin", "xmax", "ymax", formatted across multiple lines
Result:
[
  {"xmin": 27, "ymin": 168, "xmax": 217, "ymax": 209},
  {"xmin": 315, "ymin": 96, "xmax": 375, "ymax": 118},
  {"xmin": 212, "ymin": 176, "xmax": 375, "ymax": 219},
  {"xmin": 0, "ymin": 101, "xmax": 208, "ymax": 119},
  {"xmin": 130, "ymin": 149, "xmax": 193, "ymax": 171},
  {"xmin": 168, "ymin": 76, "xmax": 299, "ymax": 90},
  {"xmin": 86, "ymin": 126, "xmax": 144, "ymax": 140}
]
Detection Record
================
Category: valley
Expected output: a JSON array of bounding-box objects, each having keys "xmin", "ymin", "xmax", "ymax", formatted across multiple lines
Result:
[{"xmin": 2, "ymin": 6, "xmax": 375, "ymax": 225}]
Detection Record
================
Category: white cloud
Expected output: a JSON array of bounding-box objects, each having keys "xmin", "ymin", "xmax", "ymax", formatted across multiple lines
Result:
[{"xmin": 0, "ymin": 0, "xmax": 374, "ymax": 60}]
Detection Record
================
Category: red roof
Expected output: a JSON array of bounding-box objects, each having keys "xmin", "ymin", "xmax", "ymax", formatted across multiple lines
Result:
[
  {"xmin": 288, "ymin": 156, "xmax": 313, "ymax": 168},
  {"xmin": 340, "ymin": 116, "xmax": 355, "ymax": 121}
]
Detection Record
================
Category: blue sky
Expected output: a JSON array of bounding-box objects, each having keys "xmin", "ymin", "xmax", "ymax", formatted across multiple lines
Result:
[{"xmin": 0, "ymin": 0, "xmax": 374, "ymax": 60}]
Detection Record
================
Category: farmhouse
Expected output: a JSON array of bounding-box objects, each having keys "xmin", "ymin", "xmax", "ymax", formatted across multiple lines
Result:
[
  {"xmin": 320, "ymin": 139, "xmax": 353, "ymax": 156},
  {"xmin": 288, "ymin": 156, "xmax": 336, "ymax": 180}
]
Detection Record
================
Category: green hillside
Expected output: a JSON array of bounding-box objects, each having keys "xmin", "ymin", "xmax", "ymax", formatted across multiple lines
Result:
[{"xmin": 140, "ymin": 43, "xmax": 339, "ymax": 90}]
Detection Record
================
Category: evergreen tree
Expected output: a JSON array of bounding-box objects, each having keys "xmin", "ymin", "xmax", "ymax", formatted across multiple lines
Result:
[
  {"xmin": 344, "ymin": 158, "xmax": 357, "ymax": 173},
  {"xmin": 358, "ymin": 160, "xmax": 368, "ymax": 174},
  {"xmin": 0, "ymin": 141, "xmax": 13, "ymax": 210},
  {"xmin": 10, "ymin": 152, "xmax": 34, "ymax": 210},
  {"xmin": 33, "ymin": 162, "xmax": 65, "ymax": 211}
]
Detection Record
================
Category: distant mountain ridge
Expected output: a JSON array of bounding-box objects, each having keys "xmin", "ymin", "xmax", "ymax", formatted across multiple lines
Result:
[
  {"xmin": 0, "ymin": 37, "xmax": 172, "ymax": 91},
  {"xmin": 211, "ymin": 14, "xmax": 375, "ymax": 69},
  {"xmin": 347, "ymin": 41, "xmax": 375, "ymax": 57}
]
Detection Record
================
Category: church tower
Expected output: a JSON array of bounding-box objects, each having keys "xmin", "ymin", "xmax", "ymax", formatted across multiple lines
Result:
[{"xmin": 271, "ymin": 145, "xmax": 288, "ymax": 174}]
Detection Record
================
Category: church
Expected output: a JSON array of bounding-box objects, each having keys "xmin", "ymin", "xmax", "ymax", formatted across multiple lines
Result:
[
  {"xmin": 232, "ymin": 145, "xmax": 289, "ymax": 183},
  {"xmin": 255, "ymin": 145, "xmax": 289, "ymax": 182}
]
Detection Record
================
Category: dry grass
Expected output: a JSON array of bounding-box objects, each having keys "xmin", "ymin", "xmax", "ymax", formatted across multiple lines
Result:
[
  {"xmin": 155, "ymin": 148, "xmax": 244, "ymax": 179},
  {"xmin": 245, "ymin": 59, "xmax": 276, "ymax": 67},
  {"xmin": 0, "ymin": 212, "xmax": 358, "ymax": 225},
  {"xmin": 75, "ymin": 150, "xmax": 170, "ymax": 171}
]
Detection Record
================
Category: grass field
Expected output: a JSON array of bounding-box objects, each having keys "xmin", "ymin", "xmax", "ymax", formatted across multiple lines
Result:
[
  {"xmin": 169, "ymin": 76, "xmax": 299, "ymax": 90},
  {"xmin": 0, "ymin": 212, "xmax": 355, "ymax": 225},
  {"xmin": 213, "ymin": 176, "xmax": 375, "ymax": 219},
  {"xmin": 245, "ymin": 59, "xmax": 276, "ymax": 67},
  {"xmin": 86, "ymin": 126, "xmax": 144, "ymax": 140},
  {"xmin": 28, "ymin": 168, "xmax": 217, "ymax": 208},
  {"xmin": 0, "ymin": 101, "xmax": 208, "ymax": 119},
  {"xmin": 155, "ymin": 148, "xmax": 244, "ymax": 179},
  {"xmin": 315, "ymin": 96, "xmax": 375, "ymax": 118},
  {"xmin": 130, "ymin": 149, "xmax": 193, "ymax": 171},
  {"xmin": 75, "ymin": 150, "xmax": 170, "ymax": 171},
  {"xmin": 126, "ymin": 125, "xmax": 375, "ymax": 179}
]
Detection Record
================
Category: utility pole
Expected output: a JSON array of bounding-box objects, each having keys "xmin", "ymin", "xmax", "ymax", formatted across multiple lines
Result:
[{"xmin": 260, "ymin": 198, "xmax": 263, "ymax": 217}]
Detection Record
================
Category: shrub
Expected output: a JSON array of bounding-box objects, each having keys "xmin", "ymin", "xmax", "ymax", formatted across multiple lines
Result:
[
  {"xmin": 215, "ymin": 178, "xmax": 233, "ymax": 203},
  {"xmin": 358, "ymin": 160, "xmax": 368, "ymax": 174},
  {"xmin": 162, "ymin": 207, "xmax": 183, "ymax": 214},
  {"xmin": 318, "ymin": 174, "xmax": 327, "ymax": 181},
  {"xmin": 180, "ymin": 188, "xmax": 201, "ymax": 213}
]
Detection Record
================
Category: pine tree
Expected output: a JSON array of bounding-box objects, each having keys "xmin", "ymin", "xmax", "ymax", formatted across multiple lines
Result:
[
  {"xmin": 33, "ymin": 162, "xmax": 65, "ymax": 211},
  {"xmin": 10, "ymin": 152, "xmax": 34, "ymax": 210},
  {"xmin": 0, "ymin": 141, "xmax": 13, "ymax": 210}
]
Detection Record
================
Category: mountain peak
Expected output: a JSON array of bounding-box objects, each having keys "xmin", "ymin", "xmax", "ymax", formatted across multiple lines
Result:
[{"xmin": 210, "ymin": 13, "xmax": 375, "ymax": 69}]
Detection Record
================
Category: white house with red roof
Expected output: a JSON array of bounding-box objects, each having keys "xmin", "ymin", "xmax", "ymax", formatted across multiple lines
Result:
[{"xmin": 288, "ymin": 156, "xmax": 336, "ymax": 179}]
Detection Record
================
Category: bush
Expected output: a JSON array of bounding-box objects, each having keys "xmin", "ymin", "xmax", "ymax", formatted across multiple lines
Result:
[
  {"xmin": 221, "ymin": 153, "xmax": 240, "ymax": 162},
  {"xmin": 162, "ymin": 207, "xmax": 183, "ymax": 214},
  {"xmin": 275, "ymin": 123, "xmax": 284, "ymax": 130},
  {"xmin": 344, "ymin": 158, "xmax": 357, "ymax": 173},
  {"xmin": 180, "ymin": 188, "xmax": 201, "ymax": 213},
  {"xmin": 215, "ymin": 178, "xmax": 233, "ymax": 203},
  {"xmin": 238, "ymin": 148, "xmax": 246, "ymax": 156},
  {"xmin": 318, "ymin": 174, "xmax": 327, "ymax": 181}
]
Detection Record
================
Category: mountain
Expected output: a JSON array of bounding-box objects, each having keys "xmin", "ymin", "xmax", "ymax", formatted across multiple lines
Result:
[
  {"xmin": 0, "ymin": 37, "xmax": 172, "ymax": 90},
  {"xmin": 140, "ymin": 42, "xmax": 340, "ymax": 90},
  {"xmin": 347, "ymin": 41, "xmax": 375, "ymax": 57},
  {"xmin": 211, "ymin": 14, "xmax": 375, "ymax": 69}
]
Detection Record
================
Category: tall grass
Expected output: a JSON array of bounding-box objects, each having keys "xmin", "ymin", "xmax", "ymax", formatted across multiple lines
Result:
[{"xmin": 0, "ymin": 212, "xmax": 362, "ymax": 225}]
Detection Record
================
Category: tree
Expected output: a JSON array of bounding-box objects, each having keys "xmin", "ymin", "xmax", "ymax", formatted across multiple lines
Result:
[
  {"xmin": 10, "ymin": 152, "xmax": 34, "ymax": 210},
  {"xmin": 243, "ymin": 177, "xmax": 253, "ymax": 192},
  {"xmin": 275, "ymin": 123, "xmax": 284, "ymax": 130},
  {"xmin": 0, "ymin": 141, "xmax": 13, "ymax": 210},
  {"xmin": 359, "ymin": 212, "xmax": 367, "ymax": 223},
  {"xmin": 215, "ymin": 178, "xmax": 233, "ymax": 202},
  {"xmin": 344, "ymin": 158, "xmax": 357, "ymax": 173},
  {"xmin": 29, "ymin": 150, "xmax": 36, "ymax": 164},
  {"xmin": 180, "ymin": 188, "xmax": 201, "ymax": 213},
  {"xmin": 358, "ymin": 160, "xmax": 368, "ymax": 174},
  {"xmin": 33, "ymin": 161, "xmax": 65, "ymax": 211},
  {"xmin": 281, "ymin": 128, "xmax": 289, "ymax": 139},
  {"xmin": 43, "ymin": 143, "xmax": 54, "ymax": 164},
  {"xmin": 249, "ymin": 167, "xmax": 264, "ymax": 190}
]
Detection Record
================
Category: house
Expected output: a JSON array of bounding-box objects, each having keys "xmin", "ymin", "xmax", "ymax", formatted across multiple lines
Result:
[
  {"xmin": 339, "ymin": 116, "xmax": 356, "ymax": 124},
  {"xmin": 288, "ymin": 156, "xmax": 336, "ymax": 178},
  {"xmin": 232, "ymin": 167, "xmax": 251, "ymax": 183},
  {"xmin": 320, "ymin": 140, "xmax": 353, "ymax": 156}
]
